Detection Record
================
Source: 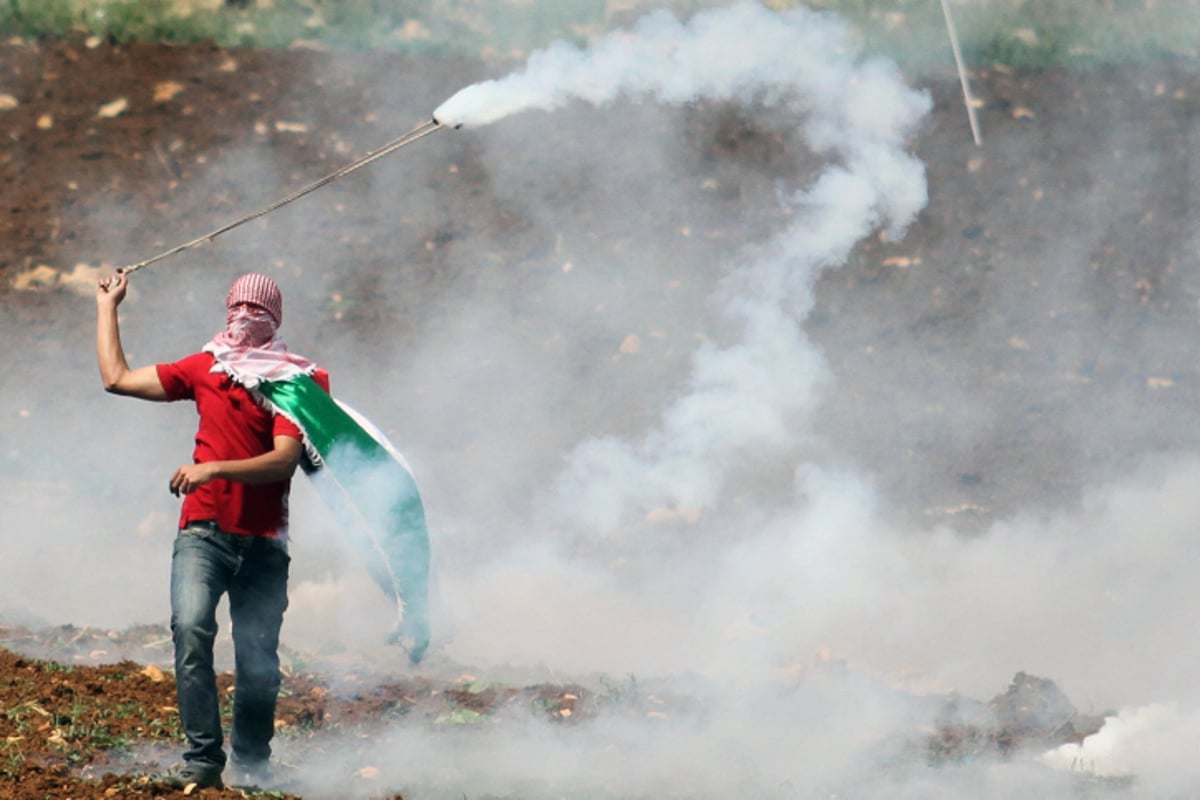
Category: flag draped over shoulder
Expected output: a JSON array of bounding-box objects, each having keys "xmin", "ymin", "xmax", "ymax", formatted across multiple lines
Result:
[
  {"xmin": 258, "ymin": 376, "xmax": 431, "ymax": 663},
  {"xmin": 202, "ymin": 278, "xmax": 430, "ymax": 662}
]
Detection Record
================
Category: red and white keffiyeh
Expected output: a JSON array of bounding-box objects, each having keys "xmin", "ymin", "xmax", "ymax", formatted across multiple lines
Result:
[{"xmin": 203, "ymin": 274, "xmax": 315, "ymax": 387}]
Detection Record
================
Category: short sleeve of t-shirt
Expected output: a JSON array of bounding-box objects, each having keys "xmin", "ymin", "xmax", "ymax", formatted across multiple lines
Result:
[
  {"xmin": 273, "ymin": 411, "xmax": 302, "ymax": 441},
  {"xmin": 156, "ymin": 352, "xmax": 213, "ymax": 402}
]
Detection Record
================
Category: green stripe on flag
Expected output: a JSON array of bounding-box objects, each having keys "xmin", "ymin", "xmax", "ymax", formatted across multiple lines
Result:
[{"xmin": 259, "ymin": 375, "xmax": 431, "ymax": 663}]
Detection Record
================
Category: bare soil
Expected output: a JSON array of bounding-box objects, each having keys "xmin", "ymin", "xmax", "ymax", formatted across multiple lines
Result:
[
  {"xmin": 0, "ymin": 623, "xmax": 1106, "ymax": 799},
  {"xmin": 0, "ymin": 625, "xmax": 611, "ymax": 799}
]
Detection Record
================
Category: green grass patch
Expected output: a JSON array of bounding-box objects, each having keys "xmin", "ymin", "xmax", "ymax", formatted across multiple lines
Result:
[
  {"xmin": 806, "ymin": 0, "xmax": 1200, "ymax": 71},
  {"xmin": 1, "ymin": 738, "xmax": 25, "ymax": 781},
  {"xmin": 0, "ymin": 0, "xmax": 1195, "ymax": 69},
  {"xmin": 1, "ymin": 1, "xmax": 1200, "ymax": 72}
]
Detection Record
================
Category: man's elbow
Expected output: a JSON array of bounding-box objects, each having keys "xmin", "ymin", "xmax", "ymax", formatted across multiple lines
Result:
[
  {"xmin": 101, "ymin": 369, "xmax": 168, "ymax": 401},
  {"xmin": 100, "ymin": 365, "xmax": 137, "ymax": 395},
  {"xmin": 275, "ymin": 444, "xmax": 304, "ymax": 480},
  {"xmin": 103, "ymin": 378, "xmax": 142, "ymax": 397}
]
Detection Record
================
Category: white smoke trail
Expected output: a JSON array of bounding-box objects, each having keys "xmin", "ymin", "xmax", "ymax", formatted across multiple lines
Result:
[
  {"xmin": 413, "ymin": 1, "xmax": 935, "ymax": 684},
  {"xmin": 406, "ymin": 16, "xmax": 1200, "ymax": 798},
  {"xmin": 437, "ymin": 2, "xmax": 929, "ymax": 533},
  {"xmin": 409, "ymin": 2, "xmax": 936, "ymax": 684}
]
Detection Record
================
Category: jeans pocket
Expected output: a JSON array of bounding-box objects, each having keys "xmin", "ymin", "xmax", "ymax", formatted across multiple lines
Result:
[{"xmin": 174, "ymin": 525, "xmax": 218, "ymax": 555}]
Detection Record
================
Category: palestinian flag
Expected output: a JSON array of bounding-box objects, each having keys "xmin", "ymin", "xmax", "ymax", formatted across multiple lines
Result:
[{"xmin": 256, "ymin": 375, "xmax": 432, "ymax": 663}]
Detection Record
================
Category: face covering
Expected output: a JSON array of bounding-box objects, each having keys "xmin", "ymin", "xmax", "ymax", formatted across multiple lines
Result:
[{"xmin": 212, "ymin": 304, "xmax": 278, "ymax": 349}]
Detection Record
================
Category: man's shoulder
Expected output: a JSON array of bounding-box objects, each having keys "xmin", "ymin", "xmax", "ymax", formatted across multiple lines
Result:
[
  {"xmin": 161, "ymin": 351, "xmax": 214, "ymax": 370},
  {"xmin": 156, "ymin": 352, "xmax": 215, "ymax": 401}
]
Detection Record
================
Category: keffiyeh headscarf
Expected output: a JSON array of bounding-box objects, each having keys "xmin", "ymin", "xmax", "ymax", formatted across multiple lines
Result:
[{"xmin": 203, "ymin": 273, "xmax": 316, "ymax": 387}]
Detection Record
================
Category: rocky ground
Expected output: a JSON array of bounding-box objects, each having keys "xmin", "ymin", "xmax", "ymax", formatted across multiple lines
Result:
[
  {"xmin": 0, "ymin": 623, "xmax": 1110, "ymax": 799},
  {"xmin": 0, "ymin": 624, "xmax": 604, "ymax": 799}
]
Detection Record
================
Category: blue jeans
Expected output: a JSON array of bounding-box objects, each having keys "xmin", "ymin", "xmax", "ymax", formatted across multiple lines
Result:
[{"xmin": 171, "ymin": 521, "xmax": 289, "ymax": 770}]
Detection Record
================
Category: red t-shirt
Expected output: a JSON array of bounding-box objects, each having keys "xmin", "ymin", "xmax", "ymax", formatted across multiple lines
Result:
[{"xmin": 156, "ymin": 353, "xmax": 330, "ymax": 539}]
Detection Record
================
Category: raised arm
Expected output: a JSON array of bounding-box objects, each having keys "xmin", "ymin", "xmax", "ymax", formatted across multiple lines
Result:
[{"xmin": 96, "ymin": 273, "xmax": 168, "ymax": 400}]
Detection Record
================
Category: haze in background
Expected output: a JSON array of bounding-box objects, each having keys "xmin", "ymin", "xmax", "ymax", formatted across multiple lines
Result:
[{"xmin": 3, "ymin": 2, "xmax": 1200, "ymax": 797}]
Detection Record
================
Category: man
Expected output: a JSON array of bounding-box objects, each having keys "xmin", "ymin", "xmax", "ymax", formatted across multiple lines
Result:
[{"xmin": 96, "ymin": 271, "xmax": 327, "ymax": 790}]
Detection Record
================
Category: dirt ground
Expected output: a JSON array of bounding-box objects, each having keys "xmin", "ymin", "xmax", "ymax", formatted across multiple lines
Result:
[
  {"xmin": 2, "ymin": 28, "xmax": 1198, "ymax": 800},
  {"xmin": 0, "ymin": 623, "xmax": 1106, "ymax": 799},
  {"xmin": 0, "ymin": 624, "xmax": 610, "ymax": 799}
]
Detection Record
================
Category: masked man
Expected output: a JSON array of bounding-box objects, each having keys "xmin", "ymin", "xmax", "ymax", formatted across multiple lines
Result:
[{"xmin": 96, "ymin": 271, "xmax": 328, "ymax": 790}]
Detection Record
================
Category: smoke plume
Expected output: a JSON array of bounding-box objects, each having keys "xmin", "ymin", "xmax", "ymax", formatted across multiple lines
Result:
[
  {"xmin": 5, "ymin": 1, "xmax": 1200, "ymax": 797},
  {"xmin": 440, "ymin": 1, "xmax": 930, "ymax": 533}
]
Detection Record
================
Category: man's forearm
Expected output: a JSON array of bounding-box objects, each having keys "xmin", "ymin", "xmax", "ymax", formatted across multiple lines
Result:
[
  {"xmin": 95, "ymin": 296, "xmax": 168, "ymax": 400},
  {"xmin": 170, "ymin": 438, "xmax": 303, "ymax": 496},
  {"xmin": 209, "ymin": 450, "xmax": 300, "ymax": 484},
  {"xmin": 96, "ymin": 303, "xmax": 131, "ymax": 391}
]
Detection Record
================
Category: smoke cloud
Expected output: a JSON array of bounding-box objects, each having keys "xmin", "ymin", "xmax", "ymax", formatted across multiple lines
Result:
[
  {"xmin": 4, "ymin": 1, "xmax": 1200, "ymax": 797},
  {"xmin": 440, "ymin": 2, "xmax": 931, "ymax": 532}
]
